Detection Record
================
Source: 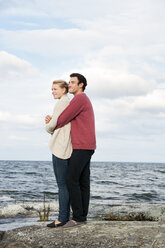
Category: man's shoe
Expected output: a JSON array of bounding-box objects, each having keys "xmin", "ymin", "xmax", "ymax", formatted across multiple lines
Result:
[
  {"xmin": 47, "ymin": 221, "xmax": 66, "ymax": 228},
  {"xmin": 63, "ymin": 220, "xmax": 86, "ymax": 229}
]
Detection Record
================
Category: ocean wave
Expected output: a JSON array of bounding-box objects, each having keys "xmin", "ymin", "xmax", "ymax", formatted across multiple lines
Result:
[
  {"xmin": 125, "ymin": 192, "xmax": 159, "ymax": 201},
  {"xmin": 95, "ymin": 180, "xmax": 119, "ymax": 185},
  {"xmin": 154, "ymin": 170, "xmax": 165, "ymax": 174}
]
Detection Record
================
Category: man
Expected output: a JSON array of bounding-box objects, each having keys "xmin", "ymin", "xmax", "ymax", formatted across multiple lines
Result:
[{"xmin": 46, "ymin": 73, "xmax": 96, "ymax": 228}]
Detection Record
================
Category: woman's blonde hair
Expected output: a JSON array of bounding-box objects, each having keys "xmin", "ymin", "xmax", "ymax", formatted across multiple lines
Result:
[{"xmin": 52, "ymin": 80, "xmax": 68, "ymax": 93}]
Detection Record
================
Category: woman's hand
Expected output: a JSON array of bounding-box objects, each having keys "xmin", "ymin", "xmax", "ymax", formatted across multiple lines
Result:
[{"xmin": 45, "ymin": 115, "xmax": 52, "ymax": 124}]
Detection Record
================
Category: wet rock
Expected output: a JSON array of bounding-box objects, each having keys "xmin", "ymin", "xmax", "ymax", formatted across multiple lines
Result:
[
  {"xmin": 1, "ymin": 203, "xmax": 165, "ymax": 223},
  {"xmin": 100, "ymin": 203, "xmax": 165, "ymax": 222},
  {"xmin": 0, "ymin": 231, "xmax": 5, "ymax": 241},
  {"xmin": 1, "ymin": 241, "xmax": 30, "ymax": 248},
  {"xmin": 1, "ymin": 221, "xmax": 165, "ymax": 248}
]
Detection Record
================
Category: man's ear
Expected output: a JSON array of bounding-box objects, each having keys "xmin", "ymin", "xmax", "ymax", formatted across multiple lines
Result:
[{"xmin": 79, "ymin": 82, "xmax": 84, "ymax": 89}]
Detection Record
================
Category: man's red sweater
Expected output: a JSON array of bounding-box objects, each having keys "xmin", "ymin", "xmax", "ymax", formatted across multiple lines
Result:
[{"xmin": 56, "ymin": 93, "xmax": 96, "ymax": 150}]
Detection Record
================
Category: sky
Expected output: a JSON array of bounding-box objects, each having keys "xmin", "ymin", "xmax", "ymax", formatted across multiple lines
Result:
[{"xmin": 0, "ymin": 0, "xmax": 165, "ymax": 162}]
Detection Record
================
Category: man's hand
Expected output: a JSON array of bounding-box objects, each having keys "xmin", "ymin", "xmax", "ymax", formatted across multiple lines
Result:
[{"xmin": 45, "ymin": 115, "xmax": 52, "ymax": 124}]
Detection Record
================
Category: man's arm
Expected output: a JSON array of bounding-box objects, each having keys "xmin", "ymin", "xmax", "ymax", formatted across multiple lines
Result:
[
  {"xmin": 46, "ymin": 100, "xmax": 69, "ymax": 133},
  {"xmin": 55, "ymin": 94, "xmax": 84, "ymax": 129}
]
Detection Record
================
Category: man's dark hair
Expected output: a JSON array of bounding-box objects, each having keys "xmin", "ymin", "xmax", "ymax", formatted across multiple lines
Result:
[{"xmin": 70, "ymin": 73, "xmax": 87, "ymax": 91}]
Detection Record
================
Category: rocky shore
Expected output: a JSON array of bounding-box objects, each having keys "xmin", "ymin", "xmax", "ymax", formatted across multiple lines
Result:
[
  {"xmin": 1, "ymin": 220, "xmax": 165, "ymax": 248},
  {"xmin": 0, "ymin": 203, "xmax": 165, "ymax": 247}
]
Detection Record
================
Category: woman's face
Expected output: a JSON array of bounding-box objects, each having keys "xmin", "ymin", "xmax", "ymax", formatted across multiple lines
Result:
[{"xmin": 52, "ymin": 84, "xmax": 66, "ymax": 99}]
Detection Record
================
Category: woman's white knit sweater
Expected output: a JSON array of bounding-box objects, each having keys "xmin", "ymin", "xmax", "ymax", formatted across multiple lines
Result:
[{"xmin": 46, "ymin": 94, "xmax": 72, "ymax": 159}]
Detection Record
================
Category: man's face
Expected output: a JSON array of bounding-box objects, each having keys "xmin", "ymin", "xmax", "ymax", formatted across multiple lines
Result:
[{"xmin": 68, "ymin": 77, "xmax": 83, "ymax": 95}]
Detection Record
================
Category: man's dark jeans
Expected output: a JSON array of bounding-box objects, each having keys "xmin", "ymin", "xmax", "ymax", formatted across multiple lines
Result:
[{"xmin": 66, "ymin": 149, "xmax": 94, "ymax": 222}]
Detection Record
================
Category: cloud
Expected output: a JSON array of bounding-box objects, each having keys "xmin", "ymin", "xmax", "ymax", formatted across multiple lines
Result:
[
  {"xmin": 8, "ymin": 135, "xmax": 28, "ymax": 141},
  {"xmin": 0, "ymin": 111, "xmax": 39, "ymax": 125},
  {"xmin": 133, "ymin": 89, "xmax": 165, "ymax": 114},
  {"xmin": 84, "ymin": 65, "xmax": 156, "ymax": 98},
  {"xmin": 93, "ymin": 87, "xmax": 165, "ymax": 121},
  {"xmin": 0, "ymin": 51, "xmax": 38, "ymax": 81},
  {"xmin": 92, "ymin": 84, "xmax": 165, "ymax": 145},
  {"xmin": 0, "ymin": 0, "xmax": 46, "ymax": 17},
  {"xmin": 0, "ymin": 28, "xmax": 100, "ymax": 57},
  {"xmin": 0, "ymin": 0, "xmax": 129, "ymax": 19}
]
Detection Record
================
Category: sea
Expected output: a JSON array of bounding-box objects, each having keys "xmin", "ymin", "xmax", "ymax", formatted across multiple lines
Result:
[
  {"xmin": 0, "ymin": 160, "xmax": 165, "ymax": 207},
  {"xmin": 0, "ymin": 160, "xmax": 165, "ymax": 231}
]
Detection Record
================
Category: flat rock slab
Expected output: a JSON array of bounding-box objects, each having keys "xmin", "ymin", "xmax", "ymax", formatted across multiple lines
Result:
[{"xmin": 1, "ymin": 220, "xmax": 165, "ymax": 248}]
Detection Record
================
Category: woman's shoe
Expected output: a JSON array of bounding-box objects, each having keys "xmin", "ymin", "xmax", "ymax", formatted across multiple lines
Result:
[{"xmin": 47, "ymin": 221, "xmax": 66, "ymax": 228}]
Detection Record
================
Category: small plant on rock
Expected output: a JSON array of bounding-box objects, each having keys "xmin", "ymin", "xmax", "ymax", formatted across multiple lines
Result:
[{"xmin": 38, "ymin": 193, "xmax": 50, "ymax": 221}]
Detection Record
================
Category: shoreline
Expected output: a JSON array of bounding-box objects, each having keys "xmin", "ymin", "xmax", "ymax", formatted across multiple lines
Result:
[
  {"xmin": 0, "ymin": 202, "xmax": 165, "ymax": 230},
  {"xmin": 1, "ymin": 202, "xmax": 165, "ymax": 219},
  {"xmin": 0, "ymin": 220, "xmax": 165, "ymax": 248},
  {"xmin": 0, "ymin": 202, "xmax": 165, "ymax": 247}
]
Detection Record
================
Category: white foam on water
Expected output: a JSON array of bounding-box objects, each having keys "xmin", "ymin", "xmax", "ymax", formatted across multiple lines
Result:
[
  {"xmin": 0, "ymin": 202, "xmax": 59, "ymax": 218},
  {"xmin": 0, "ymin": 204, "xmax": 27, "ymax": 217},
  {"xmin": 0, "ymin": 195, "xmax": 13, "ymax": 202}
]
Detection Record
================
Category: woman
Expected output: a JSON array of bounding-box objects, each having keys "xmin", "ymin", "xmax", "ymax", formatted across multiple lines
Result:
[{"xmin": 45, "ymin": 80, "xmax": 72, "ymax": 227}]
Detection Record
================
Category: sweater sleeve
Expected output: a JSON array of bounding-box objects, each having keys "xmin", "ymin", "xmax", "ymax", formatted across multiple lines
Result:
[
  {"xmin": 55, "ymin": 94, "xmax": 84, "ymax": 129},
  {"xmin": 46, "ymin": 99, "xmax": 69, "ymax": 134}
]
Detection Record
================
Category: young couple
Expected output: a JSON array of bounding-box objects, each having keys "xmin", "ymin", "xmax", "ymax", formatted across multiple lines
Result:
[{"xmin": 45, "ymin": 73, "xmax": 96, "ymax": 228}]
